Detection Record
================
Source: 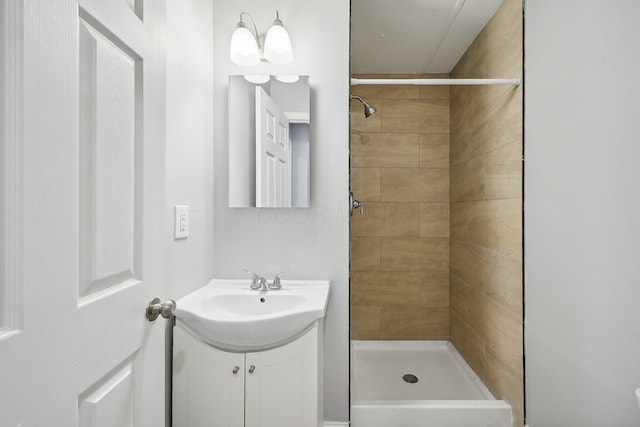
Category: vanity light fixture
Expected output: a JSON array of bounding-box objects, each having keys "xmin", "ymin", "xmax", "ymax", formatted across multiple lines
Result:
[{"xmin": 230, "ymin": 11, "xmax": 293, "ymax": 66}]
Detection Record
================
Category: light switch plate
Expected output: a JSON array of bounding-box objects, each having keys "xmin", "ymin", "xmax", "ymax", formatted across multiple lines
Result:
[{"xmin": 174, "ymin": 205, "xmax": 189, "ymax": 240}]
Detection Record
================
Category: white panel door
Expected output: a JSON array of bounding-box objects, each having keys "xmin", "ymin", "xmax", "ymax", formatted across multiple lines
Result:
[
  {"xmin": 255, "ymin": 86, "xmax": 292, "ymax": 208},
  {"xmin": 0, "ymin": 0, "xmax": 167, "ymax": 426}
]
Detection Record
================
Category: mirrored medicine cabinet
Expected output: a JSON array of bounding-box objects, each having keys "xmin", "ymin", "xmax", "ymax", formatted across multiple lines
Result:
[{"xmin": 228, "ymin": 75, "xmax": 311, "ymax": 208}]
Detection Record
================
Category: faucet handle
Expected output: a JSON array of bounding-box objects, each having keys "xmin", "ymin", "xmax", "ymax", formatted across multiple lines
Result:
[
  {"xmin": 243, "ymin": 269, "xmax": 258, "ymax": 279},
  {"xmin": 243, "ymin": 269, "xmax": 261, "ymax": 289},
  {"xmin": 269, "ymin": 271, "xmax": 289, "ymax": 290}
]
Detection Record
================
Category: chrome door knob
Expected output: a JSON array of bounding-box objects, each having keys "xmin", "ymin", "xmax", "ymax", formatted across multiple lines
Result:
[{"xmin": 145, "ymin": 298, "xmax": 176, "ymax": 321}]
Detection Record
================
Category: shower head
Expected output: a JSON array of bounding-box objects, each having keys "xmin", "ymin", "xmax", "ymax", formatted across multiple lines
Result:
[{"xmin": 351, "ymin": 95, "xmax": 378, "ymax": 118}]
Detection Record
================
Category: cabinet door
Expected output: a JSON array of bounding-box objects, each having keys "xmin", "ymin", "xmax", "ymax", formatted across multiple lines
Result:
[
  {"xmin": 173, "ymin": 325, "xmax": 245, "ymax": 427},
  {"xmin": 245, "ymin": 325, "xmax": 320, "ymax": 427}
]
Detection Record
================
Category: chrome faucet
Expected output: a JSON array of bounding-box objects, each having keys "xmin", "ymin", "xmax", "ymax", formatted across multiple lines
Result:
[
  {"xmin": 250, "ymin": 275, "xmax": 270, "ymax": 291},
  {"xmin": 244, "ymin": 270, "xmax": 286, "ymax": 291}
]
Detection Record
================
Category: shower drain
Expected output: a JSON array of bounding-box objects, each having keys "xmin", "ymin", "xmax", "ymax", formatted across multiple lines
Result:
[{"xmin": 402, "ymin": 374, "xmax": 419, "ymax": 384}]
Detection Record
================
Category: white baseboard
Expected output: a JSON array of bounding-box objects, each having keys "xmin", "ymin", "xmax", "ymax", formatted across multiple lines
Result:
[{"xmin": 324, "ymin": 422, "xmax": 350, "ymax": 426}]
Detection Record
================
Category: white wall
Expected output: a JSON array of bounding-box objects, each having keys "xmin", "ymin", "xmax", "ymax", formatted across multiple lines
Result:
[
  {"xmin": 165, "ymin": 0, "xmax": 215, "ymax": 300},
  {"xmin": 525, "ymin": 1, "xmax": 640, "ymax": 425},
  {"xmin": 212, "ymin": 0, "xmax": 350, "ymax": 422}
]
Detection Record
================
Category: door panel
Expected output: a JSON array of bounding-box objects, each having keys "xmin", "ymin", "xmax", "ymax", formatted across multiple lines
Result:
[
  {"xmin": 0, "ymin": 0, "xmax": 166, "ymax": 425},
  {"xmin": 255, "ymin": 86, "xmax": 291, "ymax": 207},
  {"xmin": 78, "ymin": 356, "xmax": 137, "ymax": 427},
  {"xmin": 78, "ymin": 11, "xmax": 141, "ymax": 302}
]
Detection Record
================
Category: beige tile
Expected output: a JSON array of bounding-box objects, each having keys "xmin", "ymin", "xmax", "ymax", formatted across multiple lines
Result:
[
  {"xmin": 477, "ymin": 89, "xmax": 522, "ymax": 155},
  {"xmin": 351, "ymin": 306, "xmax": 381, "ymax": 340},
  {"xmin": 449, "ymin": 110, "xmax": 485, "ymax": 166},
  {"xmin": 381, "ymin": 237, "xmax": 449, "ymax": 272},
  {"xmin": 485, "ymin": 346, "xmax": 524, "ymax": 427},
  {"xmin": 450, "ymin": 88, "xmax": 522, "ymax": 167},
  {"xmin": 419, "ymin": 203, "xmax": 449, "ymax": 237},
  {"xmin": 450, "ymin": 240, "xmax": 485, "ymax": 290},
  {"xmin": 351, "ymin": 271, "xmax": 448, "ymax": 309},
  {"xmin": 484, "ymin": 141, "xmax": 522, "ymax": 200},
  {"xmin": 450, "ymin": 202, "xmax": 471, "ymax": 242},
  {"xmin": 381, "ymin": 99, "xmax": 450, "ymax": 133},
  {"xmin": 451, "ymin": 85, "xmax": 518, "ymax": 134},
  {"xmin": 420, "ymin": 134, "xmax": 449, "ymax": 168},
  {"xmin": 380, "ymin": 306, "xmax": 449, "ymax": 340},
  {"xmin": 350, "ymin": 167, "xmax": 381, "ymax": 202},
  {"xmin": 468, "ymin": 199, "xmax": 522, "ymax": 256},
  {"xmin": 351, "ymin": 236, "xmax": 380, "ymax": 271},
  {"xmin": 450, "ymin": 240, "xmax": 523, "ymax": 314},
  {"xmin": 351, "ymin": 271, "xmax": 421, "ymax": 307},
  {"xmin": 450, "ymin": 310, "xmax": 487, "ymax": 381},
  {"xmin": 449, "ymin": 119, "xmax": 485, "ymax": 168},
  {"xmin": 352, "ymin": 84, "xmax": 419, "ymax": 99},
  {"xmin": 351, "ymin": 202, "xmax": 419, "ymax": 237},
  {"xmin": 419, "ymin": 85, "xmax": 450, "ymax": 100},
  {"xmin": 381, "ymin": 168, "xmax": 449, "ymax": 202},
  {"xmin": 474, "ymin": 296, "xmax": 523, "ymax": 370},
  {"xmin": 350, "ymin": 132, "xmax": 362, "ymax": 149},
  {"xmin": 483, "ymin": 249, "xmax": 523, "ymax": 314},
  {"xmin": 351, "ymin": 133, "xmax": 420, "ymax": 168},
  {"xmin": 450, "ymin": 155, "xmax": 485, "ymax": 202},
  {"xmin": 450, "ymin": 273, "xmax": 484, "ymax": 325},
  {"xmin": 417, "ymin": 272, "xmax": 449, "ymax": 308},
  {"xmin": 351, "ymin": 98, "xmax": 381, "ymax": 133},
  {"xmin": 449, "ymin": 126, "xmax": 469, "ymax": 167},
  {"xmin": 451, "ymin": 269, "xmax": 523, "ymax": 373}
]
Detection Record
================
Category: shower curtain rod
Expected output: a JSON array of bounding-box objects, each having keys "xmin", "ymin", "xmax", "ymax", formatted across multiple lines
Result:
[{"xmin": 350, "ymin": 77, "xmax": 521, "ymax": 86}]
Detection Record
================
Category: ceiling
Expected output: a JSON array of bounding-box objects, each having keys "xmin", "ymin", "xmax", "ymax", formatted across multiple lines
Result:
[{"xmin": 350, "ymin": 0, "xmax": 503, "ymax": 74}]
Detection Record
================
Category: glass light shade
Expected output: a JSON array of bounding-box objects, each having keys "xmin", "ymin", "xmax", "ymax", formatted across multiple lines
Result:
[
  {"xmin": 230, "ymin": 26, "xmax": 260, "ymax": 66},
  {"xmin": 263, "ymin": 24, "xmax": 293, "ymax": 64}
]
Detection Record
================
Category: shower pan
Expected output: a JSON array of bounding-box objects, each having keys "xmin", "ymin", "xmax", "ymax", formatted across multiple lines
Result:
[{"xmin": 350, "ymin": 341, "xmax": 512, "ymax": 427}]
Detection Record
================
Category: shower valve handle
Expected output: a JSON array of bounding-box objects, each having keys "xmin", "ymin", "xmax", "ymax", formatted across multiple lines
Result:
[{"xmin": 350, "ymin": 192, "xmax": 364, "ymax": 216}]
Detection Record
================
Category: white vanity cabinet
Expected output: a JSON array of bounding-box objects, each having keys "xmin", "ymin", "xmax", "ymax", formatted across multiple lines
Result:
[{"xmin": 172, "ymin": 321, "xmax": 323, "ymax": 427}]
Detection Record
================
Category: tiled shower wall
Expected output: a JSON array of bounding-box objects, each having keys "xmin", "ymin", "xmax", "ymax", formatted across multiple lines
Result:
[
  {"xmin": 350, "ymin": 77, "xmax": 451, "ymax": 340},
  {"xmin": 449, "ymin": 0, "xmax": 523, "ymax": 425}
]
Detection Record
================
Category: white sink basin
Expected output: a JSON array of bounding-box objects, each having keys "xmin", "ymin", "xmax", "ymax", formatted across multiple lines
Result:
[{"xmin": 175, "ymin": 279, "xmax": 330, "ymax": 351}]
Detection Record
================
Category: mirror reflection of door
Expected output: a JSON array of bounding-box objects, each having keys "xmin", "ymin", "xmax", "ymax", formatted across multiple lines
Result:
[
  {"xmin": 228, "ymin": 75, "xmax": 310, "ymax": 208},
  {"xmin": 255, "ymin": 86, "xmax": 291, "ymax": 207}
]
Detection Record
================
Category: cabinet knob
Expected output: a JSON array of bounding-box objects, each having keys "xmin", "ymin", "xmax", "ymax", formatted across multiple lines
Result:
[
  {"xmin": 232, "ymin": 366, "xmax": 239, "ymax": 374},
  {"xmin": 248, "ymin": 365, "xmax": 255, "ymax": 373}
]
